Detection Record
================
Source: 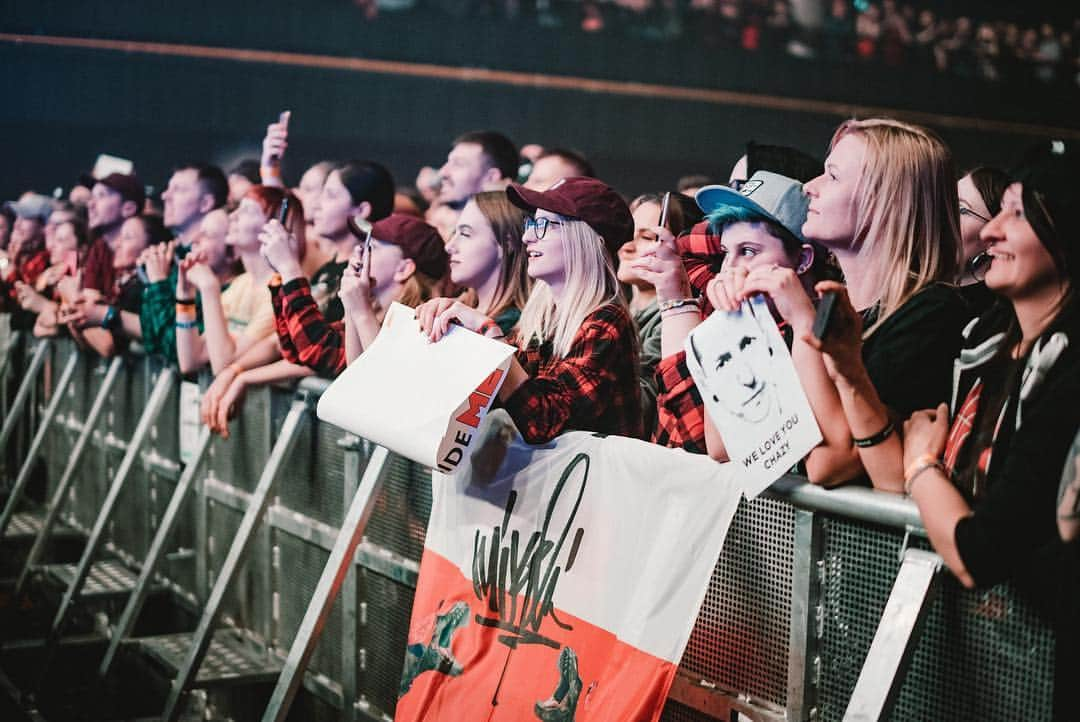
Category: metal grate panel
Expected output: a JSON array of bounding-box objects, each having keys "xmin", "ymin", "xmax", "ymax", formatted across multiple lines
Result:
[
  {"xmin": 277, "ymin": 416, "xmax": 346, "ymax": 529},
  {"xmin": 135, "ymin": 629, "xmax": 283, "ymax": 685},
  {"xmin": 357, "ymin": 567, "xmax": 417, "ymax": 719},
  {"xmin": 44, "ymin": 558, "xmax": 156, "ymax": 597},
  {"xmin": 679, "ymin": 494, "xmax": 795, "ymax": 709},
  {"xmin": 276, "ymin": 531, "xmax": 343, "ymax": 685},
  {"xmin": 363, "ymin": 455, "xmax": 431, "ymax": 563},
  {"xmin": 660, "ymin": 699, "xmax": 716, "ymax": 722}
]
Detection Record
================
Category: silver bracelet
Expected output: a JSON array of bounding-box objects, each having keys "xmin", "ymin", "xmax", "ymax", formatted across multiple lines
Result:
[{"xmin": 658, "ymin": 297, "xmax": 701, "ymax": 313}]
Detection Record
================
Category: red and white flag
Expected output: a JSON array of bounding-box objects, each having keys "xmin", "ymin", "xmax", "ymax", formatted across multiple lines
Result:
[{"xmin": 396, "ymin": 411, "xmax": 742, "ymax": 722}]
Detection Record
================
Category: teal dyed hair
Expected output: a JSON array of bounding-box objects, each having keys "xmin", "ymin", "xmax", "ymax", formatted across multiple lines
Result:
[{"xmin": 706, "ymin": 205, "xmax": 802, "ymax": 258}]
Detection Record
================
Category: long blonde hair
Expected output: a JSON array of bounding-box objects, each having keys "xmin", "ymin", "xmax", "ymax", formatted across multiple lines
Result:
[
  {"xmin": 515, "ymin": 218, "xmax": 624, "ymax": 358},
  {"xmin": 831, "ymin": 118, "xmax": 960, "ymax": 334}
]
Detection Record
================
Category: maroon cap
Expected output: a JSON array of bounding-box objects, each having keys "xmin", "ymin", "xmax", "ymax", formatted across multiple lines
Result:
[
  {"xmin": 97, "ymin": 173, "xmax": 145, "ymax": 208},
  {"xmin": 506, "ymin": 176, "xmax": 633, "ymax": 260},
  {"xmin": 371, "ymin": 213, "xmax": 448, "ymax": 280}
]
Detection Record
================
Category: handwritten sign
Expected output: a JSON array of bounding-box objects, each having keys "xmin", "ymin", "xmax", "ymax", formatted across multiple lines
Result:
[
  {"xmin": 316, "ymin": 302, "xmax": 515, "ymax": 471},
  {"xmin": 685, "ymin": 295, "xmax": 822, "ymax": 497}
]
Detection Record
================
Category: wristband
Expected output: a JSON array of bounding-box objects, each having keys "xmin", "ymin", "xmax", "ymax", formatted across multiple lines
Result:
[
  {"xmin": 661, "ymin": 305, "xmax": 702, "ymax": 319},
  {"xmin": 479, "ymin": 318, "xmax": 500, "ymax": 337},
  {"xmin": 176, "ymin": 302, "xmax": 196, "ymax": 314},
  {"xmin": 261, "ymin": 164, "xmax": 282, "ymax": 179},
  {"xmin": 175, "ymin": 319, "xmax": 198, "ymax": 330},
  {"xmin": 101, "ymin": 305, "xmax": 118, "ymax": 330},
  {"xmin": 904, "ymin": 454, "xmax": 944, "ymax": 495},
  {"xmin": 658, "ymin": 297, "xmax": 702, "ymax": 313},
  {"xmin": 852, "ymin": 420, "xmax": 895, "ymax": 448},
  {"xmin": 175, "ymin": 296, "xmax": 196, "ymax": 305}
]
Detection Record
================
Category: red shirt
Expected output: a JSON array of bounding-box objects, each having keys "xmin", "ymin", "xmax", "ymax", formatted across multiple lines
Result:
[
  {"xmin": 82, "ymin": 236, "xmax": 116, "ymax": 299},
  {"xmin": 269, "ymin": 276, "xmax": 347, "ymax": 378},
  {"xmin": 503, "ymin": 303, "xmax": 643, "ymax": 444}
]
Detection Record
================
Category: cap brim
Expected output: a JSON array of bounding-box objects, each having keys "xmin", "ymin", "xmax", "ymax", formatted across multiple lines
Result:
[
  {"xmin": 695, "ymin": 184, "xmax": 773, "ymax": 219},
  {"xmin": 506, "ymin": 183, "xmax": 578, "ymax": 218}
]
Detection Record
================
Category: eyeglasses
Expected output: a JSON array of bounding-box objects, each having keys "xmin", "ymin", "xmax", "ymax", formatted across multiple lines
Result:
[
  {"xmin": 524, "ymin": 216, "xmax": 562, "ymax": 240},
  {"xmin": 960, "ymin": 206, "xmax": 991, "ymax": 224},
  {"xmin": 966, "ymin": 250, "xmax": 992, "ymax": 283}
]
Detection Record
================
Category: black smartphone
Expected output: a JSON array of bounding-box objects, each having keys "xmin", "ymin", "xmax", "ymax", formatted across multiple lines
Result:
[
  {"xmin": 812, "ymin": 291, "xmax": 839, "ymax": 341},
  {"xmin": 278, "ymin": 196, "xmax": 291, "ymax": 231}
]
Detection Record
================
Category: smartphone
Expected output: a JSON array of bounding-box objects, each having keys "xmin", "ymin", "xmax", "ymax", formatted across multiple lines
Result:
[
  {"xmin": 267, "ymin": 110, "xmax": 291, "ymax": 164},
  {"xmin": 658, "ymin": 191, "xmax": 672, "ymax": 230},
  {"xmin": 812, "ymin": 291, "xmax": 838, "ymax": 341},
  {"xmin": 351, "ymin": 216, "xmax": 373, "ymax": 260},
  {"xmin": 278, "ymin": 196, "xmax": 291, "ymax": 231}
]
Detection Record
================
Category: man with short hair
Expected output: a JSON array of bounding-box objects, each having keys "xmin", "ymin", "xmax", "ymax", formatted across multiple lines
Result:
[
  {"xmin": 523, "ymin": 148, "xmax": 595, "ymax": 191},
  {"xmin": 436, "ymin": 130, "xmax": 518, "ymax": 210},
  {"xmin": 162, "ymin": 163, "xmax": 228, "ymax": 248},
  {"xmin": 83, "ymin": 173, "xmax": 144, "ymax": 297}
]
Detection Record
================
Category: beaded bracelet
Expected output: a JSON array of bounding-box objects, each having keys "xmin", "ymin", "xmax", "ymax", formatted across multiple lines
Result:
[
  {"xmin": 661, "ymin": 305, "xmax": 702, "ymax": 320},
  {"xmin": 904, "ymin": 454, "xmax": 945, "ymax": 495},
  {"xmin": 852, "ymin": 420, "xmax": 895, "ymax": 448}
]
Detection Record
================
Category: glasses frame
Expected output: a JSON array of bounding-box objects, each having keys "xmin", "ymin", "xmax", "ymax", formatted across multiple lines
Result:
[
  {"xmin": 524, "ymin": 216, "xmax": 561, "ymax": 240},
  {"xmin": 959, "ymin": 206, "xmax": 991, "ymax": 224}
]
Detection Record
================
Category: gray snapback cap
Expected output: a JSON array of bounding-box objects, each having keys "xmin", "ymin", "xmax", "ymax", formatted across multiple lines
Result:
[{"xmin": 695, "ymin": 170, "xmax": 810, "ymax": 241}]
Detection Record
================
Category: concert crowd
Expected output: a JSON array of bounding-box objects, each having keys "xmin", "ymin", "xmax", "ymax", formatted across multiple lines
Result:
[{"xmin": 2, "ymin": 112, "xmax": 1078, "ymax": 712}]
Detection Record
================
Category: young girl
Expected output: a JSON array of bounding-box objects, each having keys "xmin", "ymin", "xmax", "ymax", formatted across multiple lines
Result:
[
  {"xmin": 175, "ymin": 186, "xmax": 301, "ymax": 375},
  {"xmin": 444, "ymin": 191, "xmax": 530, "ymax": 334},
  {"xmin": 418, "ymin": 177, "xmax": 642, "ymax": 444}
]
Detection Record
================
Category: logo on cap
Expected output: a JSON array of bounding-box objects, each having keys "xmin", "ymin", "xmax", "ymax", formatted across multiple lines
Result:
[{"xmin": 739, "ymin": 180, "xmax": 764, "ymax": 197}]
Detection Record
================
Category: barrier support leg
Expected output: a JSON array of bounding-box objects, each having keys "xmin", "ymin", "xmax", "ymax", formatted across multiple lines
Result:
[
  {"xmin": 34, "ymin": 368, "xmax": 176, "ymax": 690},
  {"xmin": 261, "ymin": 443, "xmax": 389, "ymax": 722},
  {"xmin": 160, "ymin": 398, "xmax": 309, "ymax": 722},
  {"xmin": 0, "ymin": 350, "xmax": 79, "ymax": 537},
  {"xmin": 98, "ymin": 426, "xmax": 213, "ymax": 678},
  {"xmin": 0, "ymin": 339, "xmax": 50, "ymax": 454},
  {"xmin": 843, "ymin": 548, "xmax": 943, "ymax": 722},
  {"xmin": 15, "ymin": 357, "xmax": 124, "ymax": 597}
]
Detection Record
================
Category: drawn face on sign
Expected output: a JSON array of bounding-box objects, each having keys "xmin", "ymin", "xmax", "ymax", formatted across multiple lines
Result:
[{"xmin": 690, "ymin": 305, "xmax": 778, "ymax": 424}]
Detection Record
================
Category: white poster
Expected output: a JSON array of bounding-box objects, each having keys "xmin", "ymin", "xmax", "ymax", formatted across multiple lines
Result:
[
  {"xmin": 316, "ymin": 302, "xmax": 515, "ymax": 472},
  {"xmin": 685, "ymin": 295, "xmax": 822, "ymax": 497}
]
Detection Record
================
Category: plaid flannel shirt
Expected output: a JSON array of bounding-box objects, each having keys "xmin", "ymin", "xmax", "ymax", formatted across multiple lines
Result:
[
  {"xmin": 503, "ymin": 303, "xmax": 643, "ymax": 444},
  {"xmin": 675, "ymin": 220, "xmax": 723, "ymax": 315},
  {"xmin": 269, "ymin": 276, "xmax": 347, "ymax": 378},
  {"xmin": 653, "ymin": 350, "xmax": 708, "ymax": 453}
]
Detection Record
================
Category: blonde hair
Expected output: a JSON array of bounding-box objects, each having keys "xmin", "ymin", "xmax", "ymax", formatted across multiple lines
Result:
[
  {"xmin": 830, "ymin": 118, "xmax": 960, "ymax": 335},
  {"xmin": 396, "ymin": 271, "xmax": 442, "ymax": 308},
  {"xmin": 515, "ymin": 218, "xmax": 624, "ymax": 358}
]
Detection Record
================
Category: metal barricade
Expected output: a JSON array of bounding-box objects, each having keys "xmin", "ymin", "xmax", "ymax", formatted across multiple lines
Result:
[{"xmin": 0, "ymin": 339, "xmax": 1058, "ymax": 721}]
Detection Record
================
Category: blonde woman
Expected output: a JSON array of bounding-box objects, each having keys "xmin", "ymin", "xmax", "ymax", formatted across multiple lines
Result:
[
  {"xmin": 418, "ymin": 177, "xmax": 641, "ymax": 444},
  {"xmin": 792, "ymin": 117, "xmax": 973, "ymax": 488}
]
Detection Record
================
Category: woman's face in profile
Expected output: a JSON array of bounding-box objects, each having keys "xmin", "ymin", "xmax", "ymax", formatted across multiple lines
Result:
[
  {"xmin": 802, "ymin": 133, "xmax": 866, "ymax": 249},
  {"xmin": 980, "ymin": 183, "xmax": 1061, "ymax": 301}
]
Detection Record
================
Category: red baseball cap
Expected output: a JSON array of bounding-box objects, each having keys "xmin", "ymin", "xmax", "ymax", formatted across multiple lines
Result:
[
  {"xmin": 370, "ymin": 213, "xmax": 448, "ymax": 280},
  {"xmin": 97, "ymin": 172, "xmax": 146, "ymax": 208},
  {"xmin": 506, "ymin": 176, "xmax": 633, "ymax": 261}
]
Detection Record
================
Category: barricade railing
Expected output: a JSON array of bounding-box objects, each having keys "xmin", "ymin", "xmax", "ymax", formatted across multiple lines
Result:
[{"xmin": 0, "ymin": 339, "xmax": 1057, "ymax": 721}]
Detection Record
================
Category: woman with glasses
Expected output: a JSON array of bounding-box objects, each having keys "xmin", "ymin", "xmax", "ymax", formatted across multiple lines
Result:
[
  {"xmin": 956, "ymin": 166, "xmax": 1010, "ymax": 313},
  {"xmin": 790, "ymin": 117, "xmax": 973, "ymax": 487},
  {"xmin": 417, "ymin": 177, "xmax": 642, "ymax": 444}
]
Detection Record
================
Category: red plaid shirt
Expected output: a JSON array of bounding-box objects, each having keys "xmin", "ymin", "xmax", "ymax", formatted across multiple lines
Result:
[
  {"xmin": 653, "ymin": 350, "xmax": 708, "ymax": 453},
  {"xmin": 269, "ymin": 276, "xmax": 347, "ymax": 378},
  {"xmin": 503, "ymin": 303, "xmax": 643, "ymax": 444},
  {"xmin": 2, "ymin": 249, "xmax": 50, "ymax": 308},
  {"xmin": 676, "ymin": 220, "xmax": 723, "ymax": 316}
]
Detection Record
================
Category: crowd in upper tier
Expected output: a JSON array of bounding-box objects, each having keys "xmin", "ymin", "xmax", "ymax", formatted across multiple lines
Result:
[
  {"xmin": 2, "ymin": 116, "xmax": 1078, "ymax": 713},
  {"xmin": 353, "ymin": 0, "xmax": 1080, "ymax": 88}
]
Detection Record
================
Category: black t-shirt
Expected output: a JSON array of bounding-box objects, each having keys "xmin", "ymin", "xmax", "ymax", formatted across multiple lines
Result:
[{"xmin": 861, "ymin": 283, "xmax": 973, "ymax": 418}]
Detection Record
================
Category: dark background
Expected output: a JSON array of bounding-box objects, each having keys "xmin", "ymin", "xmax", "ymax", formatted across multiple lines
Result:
[{"xmin": 3, "ymin": 0, "xmax": 1078, "ymax": 200}]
